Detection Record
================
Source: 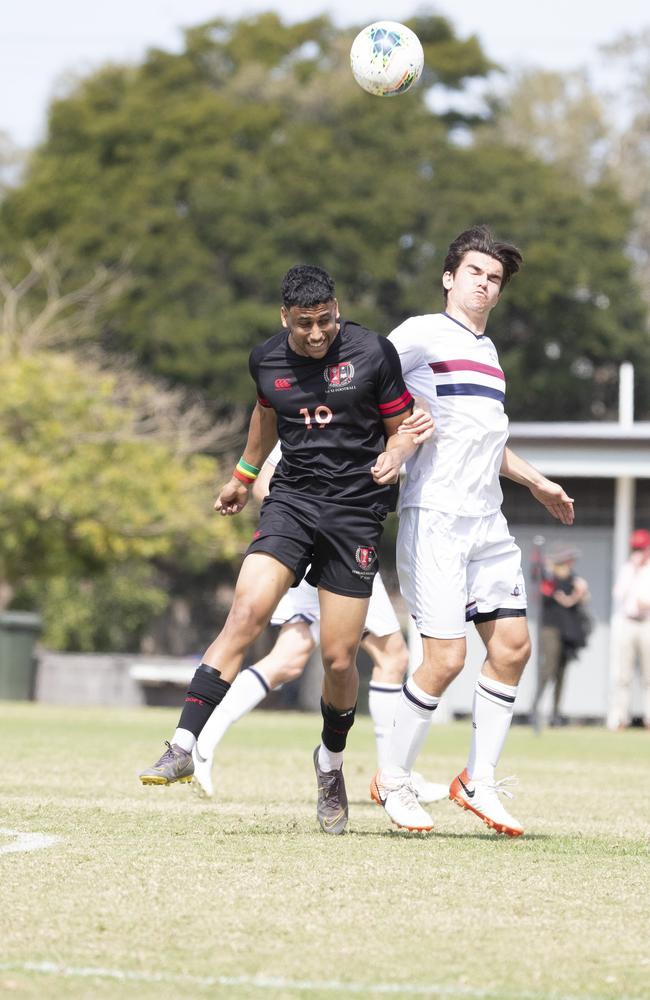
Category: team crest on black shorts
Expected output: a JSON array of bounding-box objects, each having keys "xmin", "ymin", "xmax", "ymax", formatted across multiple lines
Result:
[
  {"xmin": 324, "ymin": 361, "xmax": 355, "ymax": 387},
  {"xmin": 355, "ymin": 545, "xmax": 377, "ymax": 570}
]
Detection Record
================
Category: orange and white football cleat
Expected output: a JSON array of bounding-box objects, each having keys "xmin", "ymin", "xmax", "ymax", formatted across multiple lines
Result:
[{"xmin": 449, "ymin": 768, "xmax": 523, "ymax": 837}]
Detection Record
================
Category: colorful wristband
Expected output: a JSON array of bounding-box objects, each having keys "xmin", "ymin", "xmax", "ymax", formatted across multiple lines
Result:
[{"xmin": 233, "ymin": 458, "xmax": 260, "ymax": 486}]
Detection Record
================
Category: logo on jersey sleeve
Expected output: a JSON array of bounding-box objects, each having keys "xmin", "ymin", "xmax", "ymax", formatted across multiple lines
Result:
[
  {"xmin": 324, "ymin": 361, "xmax": 355, "ymax": 388},
  {"xmin": 355, "ymin": 545, "xmax": 377, "ymax": 570},
  {"xmin": 274, "ymin": 377, "xmax": 293, "ymax": 390}
]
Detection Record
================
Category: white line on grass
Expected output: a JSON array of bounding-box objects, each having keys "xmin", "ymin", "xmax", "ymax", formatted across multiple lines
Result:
[
  {"xmin": 0, "ymin": 961, "xmax": 634, "ymax": 999},
  {"xmin": 0, "ymin": 829, "xmax": 62, "ymax": 855}
]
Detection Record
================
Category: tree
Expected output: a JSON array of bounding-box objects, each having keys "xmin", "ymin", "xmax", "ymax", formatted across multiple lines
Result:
[
  {"xmin": 0, "ymin": 12, "xmax": 646, "ymax": 420},
  {"xmin": 476, "ymin": 68, "xmax": 650, "ymax": 418},
  {"xmin": 600, "ymin": 32, "xmax": 650, "ymax": 312},
  {"xmin": 484, "ymin": 69, "xmax": 611, "ymax": 184},
  {"xmin": 0, "ymin": 13, "xmax": 494, "ymax": 404},
  {"xmin": 0, "ymin": 247, "xmax": 250, "ymax": 650},
  {"xmin": 0, "ymin": 131, "xmax": 24, "ymax": 197}
]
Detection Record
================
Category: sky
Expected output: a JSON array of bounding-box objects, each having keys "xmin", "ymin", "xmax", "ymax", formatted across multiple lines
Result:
[{"xmin": 1, "ymin": 0, "xmax": 649, "ymax": 148}]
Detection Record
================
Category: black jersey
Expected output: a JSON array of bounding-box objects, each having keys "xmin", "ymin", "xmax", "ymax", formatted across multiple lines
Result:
[{"xmin": 249, "ymin": 319, "xmax": 413, "ymax": 512}]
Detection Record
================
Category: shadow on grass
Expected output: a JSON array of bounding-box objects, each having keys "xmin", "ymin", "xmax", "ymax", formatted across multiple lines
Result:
[{"xmin": 348, "ymin": 829, "xmax": 553, "ymax": 841}]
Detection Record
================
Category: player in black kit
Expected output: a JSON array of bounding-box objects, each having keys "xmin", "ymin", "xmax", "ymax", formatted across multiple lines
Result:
[{"xmin": 139, "ymin": 265, "xmax": 432, "ymax": 834}]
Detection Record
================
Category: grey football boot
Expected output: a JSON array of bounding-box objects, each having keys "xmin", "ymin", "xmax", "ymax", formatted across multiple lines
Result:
[
  {"xmin": 139, "ymin": 741, "xmax": 194, "ymax": 785},
  {"xmin": 313, "ymin": 746, "xmax": 348, "ymax": 835}
]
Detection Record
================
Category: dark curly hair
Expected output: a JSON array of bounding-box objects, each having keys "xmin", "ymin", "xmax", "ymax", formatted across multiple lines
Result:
[{"xmin": 281, "ymin": 265, "xmax": 336, "ymax": 308}]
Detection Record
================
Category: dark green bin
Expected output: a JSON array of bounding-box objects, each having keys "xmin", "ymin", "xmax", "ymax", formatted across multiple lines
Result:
[{"xmin": 0, "ymin": 611, "xmax": 42, "ymax": 700}]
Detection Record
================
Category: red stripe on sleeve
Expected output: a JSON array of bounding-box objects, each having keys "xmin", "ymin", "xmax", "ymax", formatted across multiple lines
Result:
[
  {"xmin": 257, "ymin": 395, "xmax": 272, "ymax": 408},
  {"xmin": 378, "ymin": 389, "xmax": 413, "ymax": 415}
]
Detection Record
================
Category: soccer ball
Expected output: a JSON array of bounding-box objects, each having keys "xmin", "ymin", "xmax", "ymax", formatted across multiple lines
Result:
[{"xmin": 350, "ymin": 21, "xmax": 424, "ymax": 97}]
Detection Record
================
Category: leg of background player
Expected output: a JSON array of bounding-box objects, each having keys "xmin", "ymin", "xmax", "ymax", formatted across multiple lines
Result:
[
  {"xmin": 192, "ymin": 622, "xmax": 315, "ymax": 797},
  {"xmin": 363, "ymin": 630, "xmax": 448, "ymax": 804}
]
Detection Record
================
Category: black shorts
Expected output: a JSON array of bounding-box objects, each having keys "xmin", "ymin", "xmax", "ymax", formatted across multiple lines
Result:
[{"xmin": 246, "ymin": 494, "xmax": 385, "ymax": 598}]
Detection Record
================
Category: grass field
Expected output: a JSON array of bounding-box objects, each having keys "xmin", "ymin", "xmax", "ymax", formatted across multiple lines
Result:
[{"xmin": 1, "ymin": 702, "xmax": 649, "ymax": 1000}]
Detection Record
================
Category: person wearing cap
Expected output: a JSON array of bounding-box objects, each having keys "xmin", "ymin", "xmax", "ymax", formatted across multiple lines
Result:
[
  {"xmin": 532, "ymin": 545, "xmax": 590, "ymax": 726},
  {"xmin": 608, "ymin": 529, "xmax": 650, "ymax": 730}
]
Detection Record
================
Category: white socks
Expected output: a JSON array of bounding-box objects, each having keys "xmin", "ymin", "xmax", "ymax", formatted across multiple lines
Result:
[
  {"xmin": 318, "ymin": 745, "xmax": 344, "ymax": 772},
  {"xmin": 467, "ymin": 673, "xmax": 518, "ymax": 782},
  {"xmin": 382, "ymin": 676, "xmax": 439, "ymax": 778},
  {"xmin": 171, "ymin": 728, "xmax": 196, "ymax": 752},
  {"xmin": 368, "ymin": 681, "xmax": 402, "ymax": 768},
  {"xmin": 196, "ymin": 667, "xmax": 269, "ymax": 761}
]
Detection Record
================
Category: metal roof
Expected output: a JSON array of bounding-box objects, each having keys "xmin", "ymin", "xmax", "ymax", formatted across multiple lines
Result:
[{"xmin": 508, "ymin": 423, "xmax": 650, "ymax": 477}]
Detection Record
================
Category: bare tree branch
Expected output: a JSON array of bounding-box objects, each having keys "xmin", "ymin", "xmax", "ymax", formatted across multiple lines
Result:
[
  {"xmin": 0, "ymin": 243, "xmax": 246, "ymax": 457},
  {"xmin": 0, "ymin": 242, "xmax": 131, "ymax": 358}
]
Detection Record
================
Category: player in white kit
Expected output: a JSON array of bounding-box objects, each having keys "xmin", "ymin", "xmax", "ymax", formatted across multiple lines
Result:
[
  {"xmin": 371, "ymin": 225, "xmax": 575, "ymax": 835},
  {"xmin": 192, "ymin": 444, "xmax": 448, "ymax": 804}
]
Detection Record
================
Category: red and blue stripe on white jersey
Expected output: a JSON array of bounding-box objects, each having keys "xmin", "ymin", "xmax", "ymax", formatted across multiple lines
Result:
[{"xmin": 429, "ymin": 358, "xmax": 505, "ymax": 406}]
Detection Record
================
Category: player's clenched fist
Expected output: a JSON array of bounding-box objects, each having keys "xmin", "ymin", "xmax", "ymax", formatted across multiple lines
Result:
[
  {"xmin": 371, "ymin": 451, "xmax": 402, "ymax": 485},
  {"xmin": 214, "ymin": 479, "xmax": 250, "ymax": 516}
]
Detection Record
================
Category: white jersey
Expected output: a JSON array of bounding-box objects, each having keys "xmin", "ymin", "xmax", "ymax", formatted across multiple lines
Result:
[{"xmin": 389, "ymin": 312, "xmax": 509, "ymax": 517}]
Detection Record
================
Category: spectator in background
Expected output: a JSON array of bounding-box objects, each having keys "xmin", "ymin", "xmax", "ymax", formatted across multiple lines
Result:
[
  {"xmin": 608, "ymin": 529, "xmax": 650, "ymax": 731},
  {"xmin": 532, "ymin": 545, "xmax": 590, "ymax": 727}
]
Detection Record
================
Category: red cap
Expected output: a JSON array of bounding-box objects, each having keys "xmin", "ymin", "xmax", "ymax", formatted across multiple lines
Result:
[{"xmin": 630, "ymin": 529, "xmax": 650, "ymax": 550}]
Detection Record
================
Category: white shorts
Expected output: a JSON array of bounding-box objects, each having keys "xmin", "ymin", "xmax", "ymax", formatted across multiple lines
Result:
[
  {"xmin": 397, "ymin": 507, "xmax": 526, "ymax": 640},
  {"xmin": 270, "ymin": 571, "xmax": 400, "ymax": 645}
]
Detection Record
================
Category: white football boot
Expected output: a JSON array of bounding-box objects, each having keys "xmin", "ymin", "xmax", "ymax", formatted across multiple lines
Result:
[
  {"xmin": 449, "ymin": 768, "xmax": 523, "ymax": 837},
  {"xmin": 411, "ymin": 771, "xmax": 450, "ymax": 804},
  {"xmin": 191, "ymin": 747, "xmax": 215, "ymax": 799},
  {"xmin": 370, "ymin": 770, "xmax": 434, "ymax": 831}
]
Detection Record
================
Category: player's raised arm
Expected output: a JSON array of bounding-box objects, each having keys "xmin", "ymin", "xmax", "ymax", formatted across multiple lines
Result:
[
  {"xmin": 215, "ymin": 404, "xmax": 278, "ymax": 516},
  {"xmin": 500, "ymin": 445, "xmax": 575, "ymax": 525}
]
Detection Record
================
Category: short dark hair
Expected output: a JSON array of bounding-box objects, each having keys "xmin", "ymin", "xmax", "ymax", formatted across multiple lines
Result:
[
  {"xmin": 281, "ymin": 264, "xmax": 336, "ymax": 308},
  {"xmin": 442, "ymin": 225, "xmax": 522, "ymax": 303}
]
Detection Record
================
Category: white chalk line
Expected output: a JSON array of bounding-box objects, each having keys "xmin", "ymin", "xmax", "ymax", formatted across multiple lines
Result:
[
  {"xmin": 0, "ymin": 961, "xmax": 633, "ymax": 999},
  {"xmin": 0, "ymin": 828, "xmax": 62, "ymax": 855}
]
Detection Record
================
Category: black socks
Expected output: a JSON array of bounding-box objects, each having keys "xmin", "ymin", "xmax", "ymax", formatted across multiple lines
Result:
[
  {"xmin": 177, "ymin": 663, "xmax": 231, "ymax": 738},
  {"xmin": 320, "ymin": 698, "xmax": 356, "ymax": 753}
]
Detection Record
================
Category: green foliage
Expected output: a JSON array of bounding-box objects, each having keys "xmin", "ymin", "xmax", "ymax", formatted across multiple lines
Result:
[
  {"xmin": 484, "ymin": 69, "xmax": 611, "ymax": 183},
  {"xmin": 0, "ymin": 11, "xmax": 647, "ymax": 423},
  {"xmin": 599, "ymin": 33, "xmax": 650, "ymax": 321},
  {"xmin": 423, "ymin": 141, "xmax": 650, "ymax": 418},
  {"xmin": 19, "ymin": 567, "xmax": 169, "ymax": 653},
  {"xmin": 0, "ymin": 13, "xmax": 491, "ymax": 403},
  {"xmin": 479, "ymin": 66, "xmax": 650, "ymax": 417},
  {"xmin": 0, "ymin": 351, "xmax": 250, "ymax": 649}
]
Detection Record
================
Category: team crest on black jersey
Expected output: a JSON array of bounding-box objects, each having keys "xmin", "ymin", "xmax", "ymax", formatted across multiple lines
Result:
[
  {"xmin": 324, "ymin": 361, "xmax": 355, "ymax": 388},
  {"xmin": 355, "ymin": 545, "xmax": 377, "ymax": 570}
]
